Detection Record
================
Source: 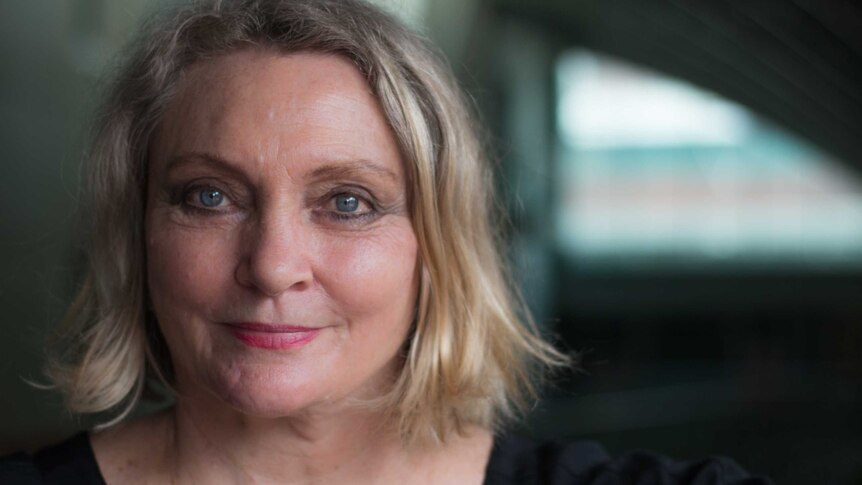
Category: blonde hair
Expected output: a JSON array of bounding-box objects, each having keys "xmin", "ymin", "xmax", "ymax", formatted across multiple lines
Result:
[{"xmin": 47, "ymin": 0, "xmax": 568, "ymax": 444}]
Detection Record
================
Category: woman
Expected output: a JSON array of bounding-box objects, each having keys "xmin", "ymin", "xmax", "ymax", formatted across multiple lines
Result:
[{"xmin": 1, "ymin": 0, "xmax": 770, "ymax": 483}]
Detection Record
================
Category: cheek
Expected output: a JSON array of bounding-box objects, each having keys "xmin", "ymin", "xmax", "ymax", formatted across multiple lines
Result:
[
  {"xmin": 146, "ymin": 221, "xmax": 238, "ymax": 320},
  {"xmin": 321, "ymin": 224, "xmax": 419, "ymax": 319}
]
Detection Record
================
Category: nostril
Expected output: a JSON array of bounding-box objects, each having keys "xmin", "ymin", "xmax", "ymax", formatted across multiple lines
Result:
[
  {"xmin": 235, "ymin": 242, "xmax": 315, "ymax": 297},
  {"xmin": 232, "ymin": 209, "xmax": 317, "ymax": 296}
]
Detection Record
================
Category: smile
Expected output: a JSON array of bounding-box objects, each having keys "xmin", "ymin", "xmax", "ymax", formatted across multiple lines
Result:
[{"xmin": 225, "ymin": 322, "xmax": 321, "ymax": 350}]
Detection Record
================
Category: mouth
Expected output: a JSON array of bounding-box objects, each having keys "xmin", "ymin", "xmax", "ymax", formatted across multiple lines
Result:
[{"xmin": 224, "ymin": 322, "xmax": 322, "ymax": 350}]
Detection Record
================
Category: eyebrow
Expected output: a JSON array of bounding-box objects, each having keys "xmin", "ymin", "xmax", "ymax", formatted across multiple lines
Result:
[
  {"xmin": 162, "ymin": 152, "xmax": 399, "ymax": 184},
  {"xmin": 163, "ymin": 152, "xmax": 250, "ymax": 182},
  {"xmin": 307, "ymin": 159, "xmax": 400, "ymax": 183}
]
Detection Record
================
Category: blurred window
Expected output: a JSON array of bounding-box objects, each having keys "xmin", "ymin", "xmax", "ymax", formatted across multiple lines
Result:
[{"xmin": 555, "ymin": 49, "xmax": 862, "ymax": 271}]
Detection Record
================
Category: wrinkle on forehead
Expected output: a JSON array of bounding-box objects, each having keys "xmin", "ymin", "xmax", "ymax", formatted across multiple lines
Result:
[{"xmin": 152, "ymin": 49, "xmax": 401, "ymax": 184}]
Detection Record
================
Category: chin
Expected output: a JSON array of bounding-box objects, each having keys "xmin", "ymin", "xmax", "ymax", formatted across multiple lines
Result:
[
  {"xmin": 189, "ymin": 359, "xmax": 330, "ymax": 418},
  {"xmin": 223, "ymin": 394, "xmax": 318, "ymax": 419},
  {"xmin": 169, "ymin": 326, "xmax": 406, "ymax": 419},
  {"xmin": 198, "ymin": 359, "xmax": 399, "ymax": 420}
]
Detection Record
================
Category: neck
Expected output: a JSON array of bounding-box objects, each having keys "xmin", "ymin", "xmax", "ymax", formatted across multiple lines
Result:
[
  {"xmin": 93, "ymin": 398, "xmax": 493, "ymax": 485},
  {"xmin": 163, "ymin": 397, "xmax": 408, "ymax": 484}
]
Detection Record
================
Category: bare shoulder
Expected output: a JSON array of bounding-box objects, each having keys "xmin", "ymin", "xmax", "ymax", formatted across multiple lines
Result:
[
  {"xmin": 419, "ymin": 426, "xmax": 494, "ymax": 485},
  {"xmin": 90, "ymin": 410, "xmax": 174, "ymax": 485},
  {"xmin": 450, "ymin": 426, "xmax": 494, "ymax": 466}
]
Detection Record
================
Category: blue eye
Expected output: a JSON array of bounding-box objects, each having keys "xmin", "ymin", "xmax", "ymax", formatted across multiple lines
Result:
[
  {"xmin": 334, "ymin": 193, "xmax": 360, "ymax": 213},
  {"xmin": 199, "ymin": 188, "xmax": 224, "ymax": 207}
]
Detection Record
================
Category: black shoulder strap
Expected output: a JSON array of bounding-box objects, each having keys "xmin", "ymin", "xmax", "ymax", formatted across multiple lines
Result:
[
  {"xmin": 32, "ymin": 433, "xmax": 107, "ymax": 485},
  {"xmin": 0, "ymin": 451, "xmax": 42, "ymax": 484}
]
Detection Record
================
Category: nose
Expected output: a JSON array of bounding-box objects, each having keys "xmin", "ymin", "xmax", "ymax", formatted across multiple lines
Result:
[{"xmin": 235, "ymin": 211, "xmax": 314, "ymax": 296}]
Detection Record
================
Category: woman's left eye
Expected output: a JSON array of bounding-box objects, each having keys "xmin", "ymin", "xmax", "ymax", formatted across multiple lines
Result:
[
  {"xmin": 322, "ymin": 192, "xmax": 375, "ymax": 222},
  {"xmin": 334, "ymin": 193, "xmax": 361, "ymax": 213}
]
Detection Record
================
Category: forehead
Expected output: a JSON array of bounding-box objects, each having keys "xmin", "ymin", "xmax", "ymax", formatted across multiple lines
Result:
[{"xmin": 151, "ymin": 49, "xmax": 404, "ymax": 181}]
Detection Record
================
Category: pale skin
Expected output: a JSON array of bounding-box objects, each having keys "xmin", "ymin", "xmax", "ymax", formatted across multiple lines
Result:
[{"xmin": 90, "ymin": 50, "xmax": 493, "ymax": 484}]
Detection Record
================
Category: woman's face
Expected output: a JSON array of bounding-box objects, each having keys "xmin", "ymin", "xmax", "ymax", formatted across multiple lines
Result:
[{"xmin": 145, "ymin": 50, "xmax": 419, "ymax": 417}]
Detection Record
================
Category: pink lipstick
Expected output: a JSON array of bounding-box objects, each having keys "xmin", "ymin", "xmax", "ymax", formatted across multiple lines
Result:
[{"xmin": 226, "ymin": 323, "xmax": 321, "ymax": 350}]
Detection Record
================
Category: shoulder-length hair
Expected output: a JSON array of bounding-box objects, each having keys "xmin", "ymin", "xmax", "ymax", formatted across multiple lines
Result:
[{"xmin": 47, "ymin": 0, "xmax": 568, "ymax": 444}]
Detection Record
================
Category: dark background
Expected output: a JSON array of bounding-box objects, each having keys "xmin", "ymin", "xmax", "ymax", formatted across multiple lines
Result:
[{"xmin": 2, "ymin": 1, "xmax": 861, "ymax": 483}]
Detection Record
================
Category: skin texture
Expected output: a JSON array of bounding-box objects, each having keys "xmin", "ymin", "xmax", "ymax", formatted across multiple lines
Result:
[
  {"xmin": 147, "ymin": 49, "xmax": 418, "ymax": 420},
  {"xmin": 90, "ymin": 50, "xmax": 492, "ymax": 484}
]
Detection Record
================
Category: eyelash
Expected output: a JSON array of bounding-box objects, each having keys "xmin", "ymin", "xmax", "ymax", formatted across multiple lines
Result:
[
  {"xmin": 175, "ymin": 184, "xmax": 380, "ymax": 224},
  {"xmin": 178, "ymin": 183, "xmax": 236, "ymax": 217},
  {"xmin": 314, "ymin": 190, "xmax": 379, "ymax": 225}
]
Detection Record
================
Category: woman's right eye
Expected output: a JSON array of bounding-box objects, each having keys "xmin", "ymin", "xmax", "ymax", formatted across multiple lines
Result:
[
  {"xmin": 198, "ymin": 188, "xmax": 224, "ymax": 207},
  {"xmin": 183, "ymin": 186, "xmax": 233, "ymax": 212}
]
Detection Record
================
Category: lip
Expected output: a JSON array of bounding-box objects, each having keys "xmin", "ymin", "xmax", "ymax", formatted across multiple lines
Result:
[{"xmin": 225, "ymin": 322, "xmax": 321, "ymax": 350}]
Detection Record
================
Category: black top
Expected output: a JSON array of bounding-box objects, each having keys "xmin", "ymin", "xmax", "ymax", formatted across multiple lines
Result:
[
  {"xmin": 484, "ymin": 434, "xmax": 771, "ymax": 485},
  {"xmin": 1, "ymin": 432, "xmax": 771, "ymax": 484},
  {"xmin": 0, "ymin": 433, "xmax": 105, "ymax": 485}
]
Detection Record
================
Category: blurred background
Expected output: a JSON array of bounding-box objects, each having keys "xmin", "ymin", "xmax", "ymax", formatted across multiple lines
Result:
[{"xmin": 2, "ymin": 0, "xmax": 861, "ymax": 483}]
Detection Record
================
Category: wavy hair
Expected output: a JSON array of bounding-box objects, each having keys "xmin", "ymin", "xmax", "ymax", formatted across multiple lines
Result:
[{"xmin": 46, "ymin": 0, "xmax": 568, "ymax": 444}]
